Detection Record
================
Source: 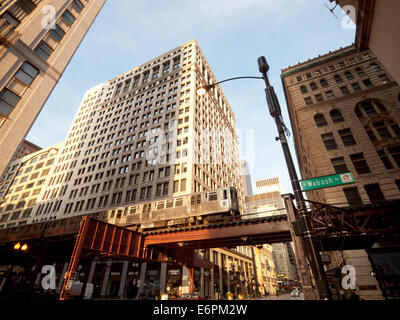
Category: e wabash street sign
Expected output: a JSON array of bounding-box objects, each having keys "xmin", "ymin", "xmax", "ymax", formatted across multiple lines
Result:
[{"xmin": 300, "ymin": 172, "xmax": 355, "ymax": 191}]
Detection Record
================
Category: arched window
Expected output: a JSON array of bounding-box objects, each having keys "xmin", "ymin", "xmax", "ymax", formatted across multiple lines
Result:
[
  {"xmin": 355, "ymin": 99, "xmax": 388, "ymax": 118},
  {"xmin": 355, "ymin": 67, "xmax": 364, "ymax": 76},
  {"xmin": 330, "ymin": 109, "xmax": 344, "ymax": 123},
  {"xmin": 320, "ymin": 79, "xmax": 328, "ymax": 87},
  {"xmin": 370, "ymin": 63, "xmax": 380, "ymax": 71},
  {"xmin": 334, "ymin": 75, "xmax": 343, "ymax": 83},
  {"xmin": 310, "ymin": 82, "xmax": 318, "ymax": 91},
  {"xmin": 300, "ymin": 85, "xmax": 308, "ymax": 94},
  {"xmin": 345, "ymin": 71, "xmax": 353, "ymax": 80},
  {"xmin": 314, "ymin": 113, "xmax": 328, "ymax": 127}
]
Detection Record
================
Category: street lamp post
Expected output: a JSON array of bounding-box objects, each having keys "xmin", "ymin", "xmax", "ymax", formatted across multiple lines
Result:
[
  {"xmin": 195, "ymin": 56, "xmax": 331, "ymax": 300},
  {"xmin": 256, "ymin": 56, "xmax": 330, "ymax": 300}
]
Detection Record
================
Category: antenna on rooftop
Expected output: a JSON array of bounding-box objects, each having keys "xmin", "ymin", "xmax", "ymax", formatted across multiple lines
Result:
[{"xmin": 325, "ymin": 1, "xmax": 338, "ymax": 19}]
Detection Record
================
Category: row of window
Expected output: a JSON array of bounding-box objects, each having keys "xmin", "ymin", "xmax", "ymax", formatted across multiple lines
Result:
[
  {"xmin": 34, "ymin": 1, "xmax": 85, "ymax": 61},
  {"xmin": 299, "ymin": 63, "xmax": 384, "ymax": 94},
  {"xmin": 0, "ymin": 62, "xmax": 39, "ymax": 117},
  {"xmin": 295, "ymin": 52, "xmax": 372, "ymax": 82},
  {"xmin": 304, "ymin": 79, "xmax": 377, "ymax": 105}
]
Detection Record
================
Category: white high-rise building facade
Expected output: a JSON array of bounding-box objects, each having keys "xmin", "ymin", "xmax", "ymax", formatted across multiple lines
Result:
[{"xmin": 22, "ymin": 40, "xmax": 245, "ymax": 223}]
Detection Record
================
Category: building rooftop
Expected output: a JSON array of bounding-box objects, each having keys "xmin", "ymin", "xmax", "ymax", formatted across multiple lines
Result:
[{"xmin": 281, "ymin": 44, "xmax": 356, "ymax": 77}]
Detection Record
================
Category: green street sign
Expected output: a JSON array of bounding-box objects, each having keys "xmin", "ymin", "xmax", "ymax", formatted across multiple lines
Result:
[{"xmin": 300, "ymin": 172, "xmax": 355, "ymax": 191}]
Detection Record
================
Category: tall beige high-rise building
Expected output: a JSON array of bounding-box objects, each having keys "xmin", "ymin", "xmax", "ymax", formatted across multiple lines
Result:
[
  {"xmin": 10, "ymin": 39, "xmax": 245, "ymax": 224},
  {"xmin": 0, "ymin": 0, "xmax": 106, "ymax": 176},
  {"xmin": 281, "ymin": 46, "xmax": 400, "ymax": 299}
]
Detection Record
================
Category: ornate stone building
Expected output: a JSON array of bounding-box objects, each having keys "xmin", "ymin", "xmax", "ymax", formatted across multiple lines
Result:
[
  {"xmin": 281, "ymin": 45, "xmax": 400, "ymax": 299},
  {"xmin": 0, "ymin": 0, "xmax": 105, "ymax": 176}
]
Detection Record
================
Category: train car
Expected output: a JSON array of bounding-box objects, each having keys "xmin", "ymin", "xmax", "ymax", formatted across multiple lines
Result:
[{"xmin": 103, "ymin": 186, "xmax": 240, "ymax": 231}]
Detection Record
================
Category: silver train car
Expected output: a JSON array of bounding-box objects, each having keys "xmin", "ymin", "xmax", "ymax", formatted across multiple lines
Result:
[{"xmin": 104, "ymin": 187, "xmax": 240, "ymax": 230}]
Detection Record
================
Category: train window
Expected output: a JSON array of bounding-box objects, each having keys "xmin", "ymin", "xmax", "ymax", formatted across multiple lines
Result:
[
  {"xmin": 197, "ymin": 195, "xmax": 201, "ymax": 204},
  {"xmin": 223, "ymin": 190, "xmax": 228, "ymax": 200},
  {"xmin": 209, "ymin": 192, "xmax": 218, "ymax": 201},
  {"xmin": 230, "ymin": 188, "xmax": 237, "ymax": 202},
  {"xmin": 191, "ymin": 196, "xmax": 195, "ymax": 205},
  {"xmin": 116, "ymin": 210, "xmax": 122, "ymax": 219},
  {"xmin": 175, "ymin": 198, "xmax": 183, "ymax": 206},
  {"xmin": 110, "ymin": 211, "xmax": 115, "ymax": 218},
  {"xmin": 129, "ymin": 206, "xmax": 137, "ymax": 214},
  {"xmin": 157, "ymin": 201, "xmax": 165, "ymax": 210},
  {"xmin": 166, "ymin": 200, "xmax": 174, "ymax": 208}
]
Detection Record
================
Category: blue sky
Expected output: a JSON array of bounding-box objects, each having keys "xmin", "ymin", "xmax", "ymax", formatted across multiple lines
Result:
[{"xmin": 26, "ymin": 0, "xmax": 355, "ymax": 194}]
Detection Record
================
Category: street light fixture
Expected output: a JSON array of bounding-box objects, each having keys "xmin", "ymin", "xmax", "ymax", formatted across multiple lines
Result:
[{"xmin": 195, "ymin": 56, "xmax": 331, "ymax": 300}]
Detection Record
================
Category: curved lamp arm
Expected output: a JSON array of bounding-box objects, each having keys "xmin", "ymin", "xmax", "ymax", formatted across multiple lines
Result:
[{"xmin": 196, "ymin": 76, "xmax": 264, "ymax": 95}]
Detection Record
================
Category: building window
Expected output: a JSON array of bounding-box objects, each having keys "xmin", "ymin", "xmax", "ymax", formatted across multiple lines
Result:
[
  {"xmin": 364, "ymin": 184, "xmax": 385, "ymax": 202},
  {"xmin": 180, "ymin": 179, "xmax": 186, "ymax": 192},
  {"xmin": 320, "ymin": 79, "xmax": 328, "ymax": 87},
  {"xmin": 390, "ymin": 123, "xmax": 400, "ymax": 136},
  {"xmin": 314, "ymin": 113, "xmax": 327, "ymax": 127},
  {"xmin": 310, "ymin": 82, "xmax": 318, "ymax": 91},
  {"xmin": 334, "ymin": 75, "xmax": 343, "ymax": 83},
  {"xmin": 324, "ymin": 91, "xmax": 335, "ymax": 101},
  {"xmin": 388, "ymin": 147, "xmax": 400, "ymax": 167},
  {"xmin": 300, "ymin": 86, "xmax": 308, "ymax": 94},
  {"xmin": 306, "ymin": 73, "xmax": 312, "ymax": 79},
  {"xmin": 331, "ymin": 157, "xmax": 349, "ymax": 174},
  {"xmin": 351, "ymin": 82, "xmax": 361, "ymax": 91},
  {"xmin": 345, "ymin": 71, "xmax": 353, "ymax": 80},
  {"xmin": 321, "ymin": 133, "xmax": 338, "ymax": 150},
  {"xmin": 34, "ymin": 41, "xmax": 53, "ymax": 60},
  {"xmin": 365, "ymin": 126, "xmax": 377, "ymax": 142},
  {"xmin": 375, "ymin": 101, "xmax": 387, "ymax": 112},
  {"xmin": 370, "ymin": 63, "xmax": 380, "ymax": 71},
  {"xmin": 296, "ymin": 76, "xmax": 302, "ymax": 82},
  {"xmin": 350, "ymin": 153, "xmax": 370, "ymax": 174},
  {"xmin": 355, "ymin": 68, "xmax": 364, "ymax": 76},
  {"xmin": 315, "ymin": 94, "xmax": 323, "ymax": 102},
  {"xmin": 15, "ymin": 62, "xmax": 39, "ymax": 86},
  {"xmin": 377, "ymin": 150, "xmax": 394, "ymax": 170},
  {"xmin": 340, "ymin": 86, "xmax": 350, "ymax": 95},
  {"xmin": 362, "ymin": 79, "xmax": 373, "ymax": 88},
  {"xmin": 373, "ymin": 121, "xmax": 392, "ymax": 139},
  {"xmin": 49, "ymin": 24, "xmax": 65, "ymax": 42},
  {"xmin": 1, "ymin": 11, "xmax": 20, "ymax": 27},
  {"xmin": 343, "ymin": 187, "xmax": 363, "ymax": 206},
  {"xmin": 357, "ymin": 101, "xmax": 377, "ymax": 116},
  {"xmin": 61, "ymin": 9, "xmax": 76, "ymax": 26},
  {"xmin": 0, "ymin": 89, "xmax": 20, "ymax": 117},
  {"xmin": 73, "ymin": 0, "xmax": 85, "ymax": 12},
  {"xmin": 304, "ymin": 97, "xmax": 313, "ymax": 105},
  {"xmin": 339, "ymin": 128, "xmax": 356, "ymax": 146},
  {"xmin": 330, "ymin": 109, "xmax": 344, "ymax": 123}
]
